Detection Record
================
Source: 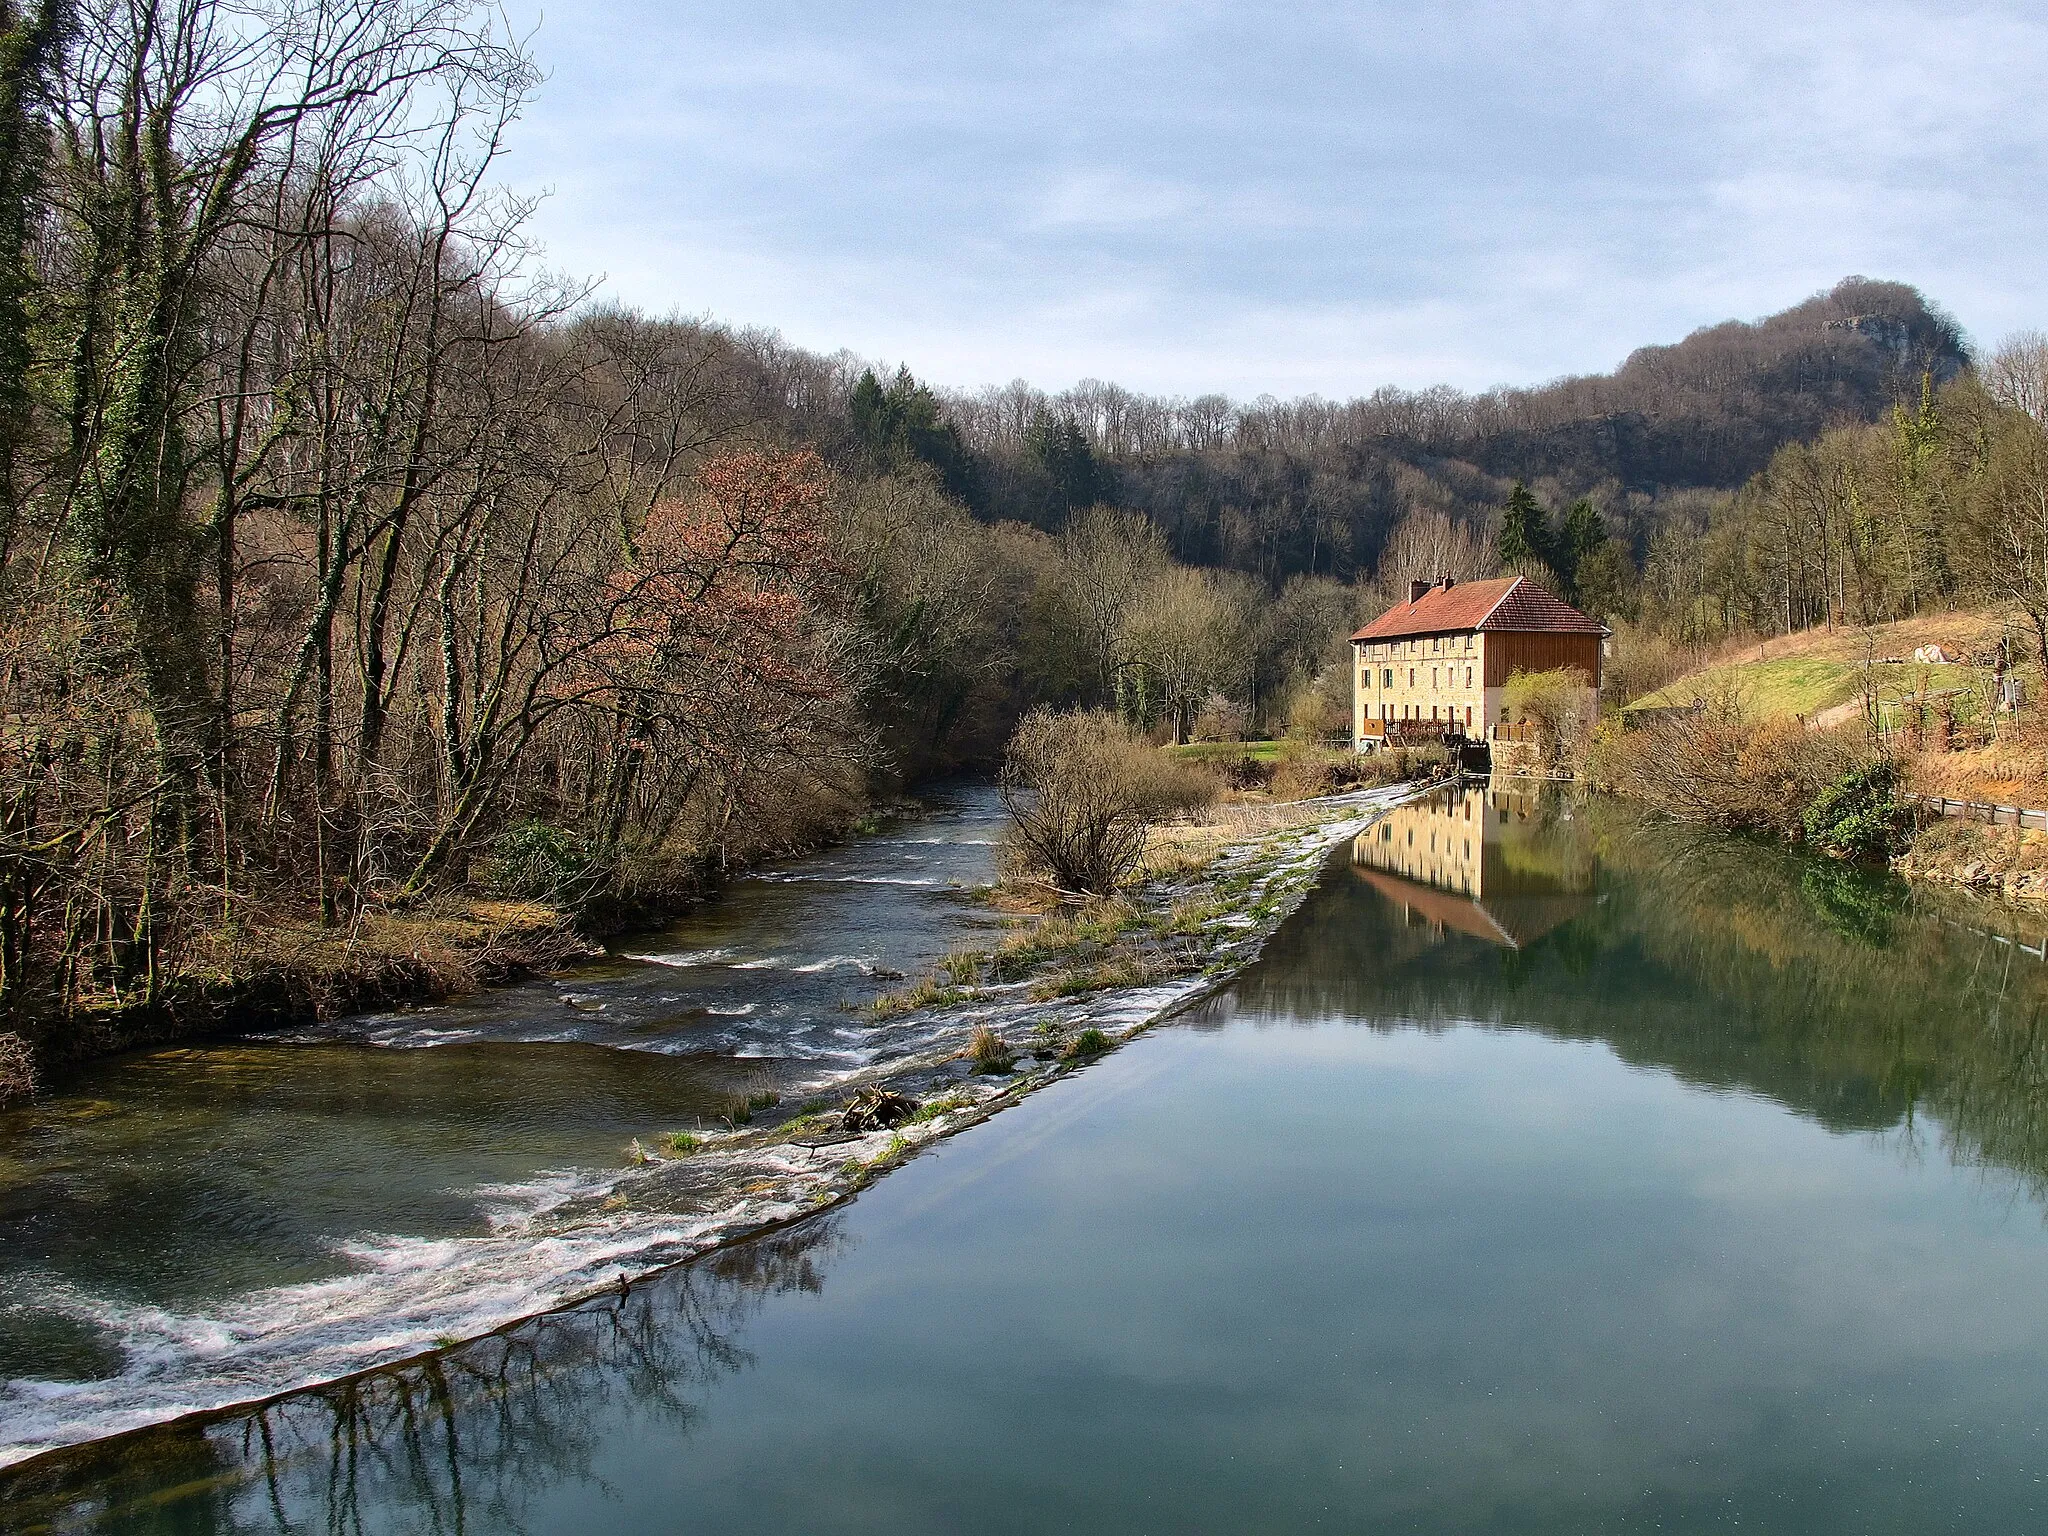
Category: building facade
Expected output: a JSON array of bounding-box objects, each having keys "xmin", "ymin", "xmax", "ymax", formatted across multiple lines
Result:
[{"xmin": 1351, "ymin": 576, "xmax": 1606, "ymax": 751}]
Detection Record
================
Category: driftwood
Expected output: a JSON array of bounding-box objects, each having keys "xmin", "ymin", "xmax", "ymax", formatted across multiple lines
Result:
[{"xmin": 840, "ymin": 1085, "xmax": 918, "ymax": 1133}]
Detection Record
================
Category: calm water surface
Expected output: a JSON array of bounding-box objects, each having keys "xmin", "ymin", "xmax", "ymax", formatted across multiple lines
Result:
[{"xmin": 11, "ymin": 784, "xmax": 2048, "ymax": 1532}]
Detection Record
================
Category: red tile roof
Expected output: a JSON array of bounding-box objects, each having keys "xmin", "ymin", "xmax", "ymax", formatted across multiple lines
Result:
[{"xmin": 1350, "ymin": 576, "xmax": 1606, "ymax": 642}]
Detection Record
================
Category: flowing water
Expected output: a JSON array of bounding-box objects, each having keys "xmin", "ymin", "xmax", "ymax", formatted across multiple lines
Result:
[
  {"xmin": 0, "ymin": 786, "xmax": 1017, "ymax": 1463},
  {"xmin": 15, "ymin": 782, "xmax": 2048, "ymax": 1532}
]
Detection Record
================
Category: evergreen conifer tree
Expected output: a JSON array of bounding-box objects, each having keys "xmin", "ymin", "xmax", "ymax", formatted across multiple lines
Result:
[
  {"xmin": 1560, "ymin": 497, "xmax": 1607, "ymax": 599},
  {"xmin": 846, "ymin": 366, "xmax": 979, "ymax": 505},
  {"xmin": 849, "ymin": 369, "xmax": 889, "ymax": 456},
  {"xmin": 1026, "ymin": 410, "xmax": 1108, "ymax": 520},
  {"xmin": 1496, "ymin": 483, "xmax": 1552, "ymax": 573}
]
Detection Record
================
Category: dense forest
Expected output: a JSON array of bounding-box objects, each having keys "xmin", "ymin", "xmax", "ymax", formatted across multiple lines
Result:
[
  {"xmin": 0, "ymin": 0, "xmax": 2025, "ymax": 1044},
  {"xmin": 934, "ymin": 276, "xmax": 1969, "ymax": 581}
]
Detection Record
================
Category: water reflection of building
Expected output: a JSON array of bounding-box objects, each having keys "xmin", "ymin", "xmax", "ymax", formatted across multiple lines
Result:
[{"xmin": 1351, "ymin": 780, "xmax": 1595, "ymax": 948}]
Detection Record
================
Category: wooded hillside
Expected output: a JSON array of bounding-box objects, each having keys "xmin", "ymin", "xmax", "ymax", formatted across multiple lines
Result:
[{"xmin": 929, "ymin": 277, "xmax": 1969, "ymax": 582}]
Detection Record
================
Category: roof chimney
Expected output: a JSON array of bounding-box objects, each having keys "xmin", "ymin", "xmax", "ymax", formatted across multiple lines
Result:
[
  {"xmin": 1441, "ymin": 576, "xmax": 1456, "ymax": 590},
  {"xmin": 1408, "ymin": 579, "xmax": 1430, "ymax": 604}
]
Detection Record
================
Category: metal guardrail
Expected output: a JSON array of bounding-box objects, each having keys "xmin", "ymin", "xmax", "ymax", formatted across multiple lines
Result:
[{"xmin": 1909, "ymin": 795, "xmax": 2048, "ymax": 830}]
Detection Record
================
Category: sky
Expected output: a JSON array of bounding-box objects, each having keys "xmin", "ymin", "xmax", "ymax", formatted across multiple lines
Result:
[{"xmin": 491, "ymin": 0, "xmax": 2048, "ymax": 399}]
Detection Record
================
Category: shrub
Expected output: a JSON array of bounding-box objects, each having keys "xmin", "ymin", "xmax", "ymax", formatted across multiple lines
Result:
[
  {"xmin": 661, "ymin": 1131, "xmax": 701, "ymax": 1156},
  {"xmin": 1221, "ymin": 752, "xmax": 1276, "ymax": 790},
  {"xmin": 1000, "ymin": 709, "xmax": 1219, "ymax": 895},
  {"xmin": 479, "ymin": 820, "xmax": 604, "ymax": 906},
  {"xmin": 1501, "ymin": 667, "xmax": 1597, "ymax": 768},
  {"xmin": 1269, "ymin": 747, "xmax": 1335, "ymax": 800},
  {"xmin": 1593, "ymin": 689, "xmax": 1865, "ymax": 840},
  {"xmin": 0, "ymin": 1033, "xmax": 36, "ymax": 1105},
  {"xmin": 1283, "ymin": 675, "xmax": 1350, "ymax": 742},
  {"xmin": 1803, "ymin": 760, "xmax": 1912, "ymax": 861}
]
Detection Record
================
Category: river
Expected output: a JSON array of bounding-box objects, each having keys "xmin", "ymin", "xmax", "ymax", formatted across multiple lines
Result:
[
  {"xmin": 12, "ymin": 781, "xmax": 2048, "ymax": 1531},
  {"xmin": 0, "ymin": 785, "xmax": 1020, "ymax": 1465}
]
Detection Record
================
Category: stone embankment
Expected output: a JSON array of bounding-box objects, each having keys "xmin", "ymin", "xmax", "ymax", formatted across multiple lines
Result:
[{"xmin": 1894, "ymin": 820, "xmax": 2048, "ymax": 904}]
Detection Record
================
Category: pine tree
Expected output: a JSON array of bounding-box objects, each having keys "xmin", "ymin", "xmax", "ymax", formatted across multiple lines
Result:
[
  {"xmin": 1559, "ymin": 498, "xmax": 1607, "ymax": 599},
  {"xmin": 849, "ymin": 369, "xmax": 889, "ymax": 457},
  {"xmin": 847, "ymin": 366, "xmax": 979, "ymax": 505},
  {"xmin": 1497, "ymin": 483, "xmax": 1552, "ymax": 572},
  {"xmin": 1026, "ymin": 410, "xmax": 1107, "ymax": 519}
]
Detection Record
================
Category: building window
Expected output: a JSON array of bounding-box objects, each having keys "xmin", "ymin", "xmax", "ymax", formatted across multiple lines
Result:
[
  {"xmin": 1408, "ymin": 668, "xmax": 1415, "ymax": 686},
  {"xmin": 1382, "ymin": 668, "xmax": 1392, "ymax": 688},
  {"xmin": 1465, "ymin": 667, "xmax": 1472, "ymax": 688}
]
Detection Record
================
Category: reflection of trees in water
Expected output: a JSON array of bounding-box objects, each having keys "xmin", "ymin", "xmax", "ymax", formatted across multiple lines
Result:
[
  {"xmin": 1221, "ymin": 794, "xmax": 2048, "ymax": 1212},
  {"xmin": 4, "ymin": 1220, "xmax": 845, "ymax": 1534}
]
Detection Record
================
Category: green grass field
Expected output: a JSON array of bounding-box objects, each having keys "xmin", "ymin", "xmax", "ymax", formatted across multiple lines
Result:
[
  {"xmin": 1166, "ymin": 740, "xmax": 1286, "ymax": 763},
  {"xmin": 1630, "ymin": 657, "xmax": 1986, "ymax": 721}
]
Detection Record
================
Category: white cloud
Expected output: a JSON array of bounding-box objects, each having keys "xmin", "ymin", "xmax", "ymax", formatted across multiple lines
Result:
[{"xmin": 495, "ymin": 0, "xmax": 2048, "ymax": 394}]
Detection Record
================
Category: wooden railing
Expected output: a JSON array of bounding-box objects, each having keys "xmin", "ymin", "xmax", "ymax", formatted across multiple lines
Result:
[
  {"xmin": 1382, "ymin": 719, "xmax": 1464, "ymax": 746},
  {"xmin": 1909, "ymin": 795, "xmax": 2048, "ymax": 831}
]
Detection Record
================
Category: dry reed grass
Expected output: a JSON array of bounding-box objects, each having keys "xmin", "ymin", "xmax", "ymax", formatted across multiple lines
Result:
[
  {"xmin": 1595, "ymin": 692, "xmax": 1867, "ymax": 839},
  {"xmin": 0, "ymin": 1032, "xmax": 37, "ymax": 1104},
  {"xmin": 966, "ymin": 1025, "xmax": 1015, "ymax": 1073}
]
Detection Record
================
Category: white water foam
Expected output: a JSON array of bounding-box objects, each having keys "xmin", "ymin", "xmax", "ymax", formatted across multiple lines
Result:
[
  {"xmin": 0, "ymin": 1152, "xmax": 834, "ymax": 1469},
  {"xmin": 360, "ymin": 1023, "xmax": 488, "ymax": 1047},
  {"xmin": 753, "ymin": 874, "xmax": 950, "ymax": 887},
  {"xmin": 619, "ymin": 947, "xmax": 737, "ymax": 968}
]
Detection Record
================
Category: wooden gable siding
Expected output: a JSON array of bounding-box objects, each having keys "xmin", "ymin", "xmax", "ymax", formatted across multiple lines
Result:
[{"xmin": 1482, "ymin": 631, "xmax": 1603, "ymax": 689}]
